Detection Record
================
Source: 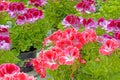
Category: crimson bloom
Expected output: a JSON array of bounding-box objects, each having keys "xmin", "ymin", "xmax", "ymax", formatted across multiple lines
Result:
[
  {"xmin": 70, "ymin": 32, "xmax": 85, "ymax": 49},
  {"xmin": 55, "ymin": 38, "xmax": 73, "ymax": 50}
]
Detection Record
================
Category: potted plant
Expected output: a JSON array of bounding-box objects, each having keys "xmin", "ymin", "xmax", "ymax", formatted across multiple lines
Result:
[
  {"xmin": 0, "ymin": 0, "xmax": 49, "ymax": 72},
  {"xmin": 0, "ymin": 0, "xmax": 79, "ymax": 72}
]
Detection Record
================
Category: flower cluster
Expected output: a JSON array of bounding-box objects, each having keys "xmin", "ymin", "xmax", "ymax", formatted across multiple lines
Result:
[
  {"xmin": 7, "ymin": 2, "xmax": 26, "ymax": 18},
  {"xmin": 0, "ymin": 1, "xmax": 9, "ymax": 12},
  {"xmin": 63, "ymin": 15, "xmax": 120, "ymax": 33},
  {"xmin": 0, "ymin": 25, "xmax": 11, "ymax": 50},
  {"xmin": 97, "ymin": 33, "xmax": 120, "ymax": 56},
  {"xmin": 0, "ymin": 63, "xmax": 36, "ymax": 80},
  {"xmin": 28, "ymin": 0, "xmax": 47, "ymax": 7},
  {"xmin": 0, "ymin": 1, "xmax": 45, "ymax": 25},
  {"xmin": 99, "ymin": 39, "xmax": 119, "ymax": 56},
  {"xmin": 62, "ymin": 14, "xmax": 97, "ymax": 29},
  {"xmin": 62, "ymin": 15, "xmax": 120, "ymax": 56},
  {"xmin": 32, "ymin": 28, "xmax": 97, "ymax": 78},
  {"xmin": 98, "ymin": 18, "xmax": 120, "ymax": 32},
  {"xmin": 17, "ymin": 8, "xmax": 44, "ymax": 25},
  {"xmin": 74, "ymin": 0, "xmax": 96, "ymax": 13}
]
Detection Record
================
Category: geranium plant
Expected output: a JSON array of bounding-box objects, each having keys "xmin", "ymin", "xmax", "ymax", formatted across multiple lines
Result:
[
  {"xmin": 0, "ymin": 0, "xmax": 48, "ymax": 65},
  {"xmin": 0, "ymin": 0, "xmax": 80, "ymax": 71},
  {"xmin": 32, "ymin": 0, "xmax": 120, "ymax": 80}
]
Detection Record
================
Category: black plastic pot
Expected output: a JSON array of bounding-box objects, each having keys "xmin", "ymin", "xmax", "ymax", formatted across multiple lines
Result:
[
  {"xmin": 18, "ymin": 49, "xmax": 37, "ymax": 61},
  {"xmin": 18, "ymin": 47, "xmax": 37, "ymax": 72}
]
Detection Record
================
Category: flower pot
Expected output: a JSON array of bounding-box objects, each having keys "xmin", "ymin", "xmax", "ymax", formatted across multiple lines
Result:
[
  {"xmin": 18, "ymin": 49, "xmax": 37, "ymax": 61},
  {"xmin": 20, "ymin": 62, "xmax": 33, "ymax": 73},
  {"xmin": 18, "ymin": 47, "xmax": 37, "ymax": 72}
]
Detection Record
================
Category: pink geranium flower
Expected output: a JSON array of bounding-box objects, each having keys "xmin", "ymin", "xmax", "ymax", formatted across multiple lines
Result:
[
  {"xmin": 75, "ymin": 0, "xmax": 96, "ymax": 13},
  {"xmin": 0, "ymin": 63, "xmax": 20, "ymax": 78},
  {"xmin": 114, "ymin": 31, "xmax": 120, "ymax": 40},
  {"xmin": 28, "ymin": 0, "xmax": 47, "ymax": 7},
  {"xmin": 0, "ymin": 36, "xmax": 11, "ymax": 50},
  {"xmin": 98, "ymin": 18, "xmax": 120, "ymax": 32},
  {"xmin": 99, "ymin": 39, "xmax": 116, "ymax": 56},
  {"xmin": 82, "ymin": 18, "xmax": 97, "ymax": 29},
  {"xmin": 0, "ymin": 72, "xmax": 36, "ymax": 80},
  {"xmin": 62, "ymin": 15, "xmax": 83, "ymax": 29},
  {"xmin": 81, "ymin": 28, "xmax": 97, "ymax": 43},
  {"xmin": 0, "ymin": 1, "xmax": 9, "ymax": 12},
  {"xmin": 47, "ymin": 30, "xmax": 64, "ymax": 43},
  {"xmin": 8, "ymin": 2, "xmax": 26, "ymax": 18},
  {"xmin": 32, "ymin": 58, "xmax": 47, "ymax": 78},
  {"xmin": 44, "ymin": 50, "xmax": 59, "ymax": 70},
  {"xmin": 97, "ymin": 34, "xmax": 113, "ymax": 44},
  {"xmin": 16, "ymin": 8, "xmax": 44, "ymax": 25},
  {"xmin": 55, "ymin": 38, "xmax": 73, "ymax": 50},
  {"xmin": 63, "ymin": 28, "xmax": 78, "ymax": 38},
  {"xmin": 70, "ymin": 32, "xmax": 85, "ymax": 49},
  {"xmin": 58, "ymin": 46, "xmax": 79, "ymax": 65}
]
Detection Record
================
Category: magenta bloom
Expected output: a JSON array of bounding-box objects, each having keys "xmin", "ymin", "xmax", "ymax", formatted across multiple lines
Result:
[
  {"xmin": 62, "ymin": 15, "xmax": 83, "ymax": 29},
  {"xmin": 98, "ymin": 17, "xmax": 110, "ymax": 30},
  {"xmin": 75, "ymin": 0, "xmax": 96, "ymax": 13},
  {"xmin": 82, "ymin": 18, "xmax": 97, "ymax": 29},
  {"xmin": 16, "ymin": 8, "xmax": 44, "ymax": 25},
  {"xmin": 8, "ymin": 2, "xmax": 26, "ymax": 18},
  {"xmin": 0, "ymin": 25, "xmax": 11, "ymax": 50},
  {"xmin": 0, "ymin": 1, "xmax": 9, "ymax": 12},
  {"xmin": 98, "ymin": 18, "xmax": 120, "ymax": 32},
  {"xmin": 114, "ymin": 32, "xmax": 120, "ymax": 40},
  {"xmin": 28, "ymin": 0, "xmax": 47, "ymax": 7}
]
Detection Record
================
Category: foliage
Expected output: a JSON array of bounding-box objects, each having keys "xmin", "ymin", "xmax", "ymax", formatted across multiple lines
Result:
[
  {"xmin": 43, "ymin": 0, "xmax": 120, "ymax": 80},
  {"xmin": 0, "ymin": 49, "xmax": 19, "ymax": 64},
  {"xmin": 76, "ymin": 0, "xmax": 120, "ymax": 20},
  {"xmin": 74, "ymin": 43, "xmax": 120, "ymax": 80},
  {"xmin": 0, "ymin": 0, "xmax": 78, "ymax": 66},
  {"xmin": 0, "ymin": 0, "xmax": 49, "ymax": 65},
  {"xmin": 44, "ymin": 0, "xmax": 78, "ymax": 29}
]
